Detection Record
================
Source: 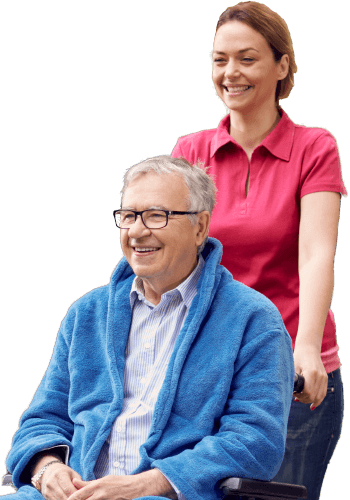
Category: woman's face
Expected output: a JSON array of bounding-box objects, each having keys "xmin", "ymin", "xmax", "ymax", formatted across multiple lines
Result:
[{"xmin": 212, "ymin": 21, "xmax": 288, "ymax": 114}]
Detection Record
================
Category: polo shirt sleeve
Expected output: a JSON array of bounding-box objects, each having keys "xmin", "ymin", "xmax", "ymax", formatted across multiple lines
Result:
[{"xmin": 300, "ymin": 130, "xmax": 347, "ymax": 198}]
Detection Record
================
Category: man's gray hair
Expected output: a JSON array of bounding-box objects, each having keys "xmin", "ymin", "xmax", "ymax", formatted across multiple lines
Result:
[{"xmin": 121, "ymin": 155, "xmax": 217, "ymax": 253}]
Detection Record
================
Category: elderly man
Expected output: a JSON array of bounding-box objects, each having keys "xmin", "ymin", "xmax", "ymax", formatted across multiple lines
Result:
[{"xmin": 4, "ymin": 156, "xmax": 294, "ymax": 500}]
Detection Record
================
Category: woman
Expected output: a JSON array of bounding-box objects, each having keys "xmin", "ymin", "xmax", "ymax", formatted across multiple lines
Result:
[{"xmin": 171, "ymin": 2, "xmax": 346, "ymax": 499}]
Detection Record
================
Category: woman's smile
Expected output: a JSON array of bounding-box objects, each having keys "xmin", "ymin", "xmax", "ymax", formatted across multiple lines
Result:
[{"xmin": 222, "ymin": 84, "xmax": 253, "ymax": 97}]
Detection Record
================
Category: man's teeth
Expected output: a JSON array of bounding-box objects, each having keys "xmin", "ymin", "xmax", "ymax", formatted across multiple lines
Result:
[{"xmin": 135, "ymin": 247, "xmax": 158, "ymax": 252}]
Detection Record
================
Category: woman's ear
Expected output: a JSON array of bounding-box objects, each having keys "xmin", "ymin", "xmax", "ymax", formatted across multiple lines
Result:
[{"xmin": 278, "ymin": 54, "xmax": 289, "ymax": 80}]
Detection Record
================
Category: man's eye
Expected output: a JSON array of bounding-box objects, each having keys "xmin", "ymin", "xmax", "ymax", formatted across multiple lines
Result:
[
  {"xmin": 149, "ymin": 212, "xmax": 166, "ymax": 219},
  {"xmin": 122, "ymin": 213, "xmax": 135, "ymax": 221}
]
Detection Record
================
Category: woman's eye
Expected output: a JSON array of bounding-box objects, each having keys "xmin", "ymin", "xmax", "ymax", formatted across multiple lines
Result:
[
  {"xmin": 214, "ymin": 58, "xmax": 225, "ymax": 63},
  {"xmin": 242, "ymin": 57, "xmax": 254, "ymax": 62}
]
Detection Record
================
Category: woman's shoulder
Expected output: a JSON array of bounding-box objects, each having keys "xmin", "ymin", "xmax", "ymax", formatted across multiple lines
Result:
[
  {"xmin": 172, "ymin": 128, "xmax": 217, "ymax": 163},
  {"xmin": 286, "ymin": 112, "xmax": 338, "ymax": 147},
  {"xmin": 172, "ymin": 116, "xmax": 230, "ymax": 162},
  {"xmin": 175, "ymin": 126, "xmax": 218, "ymax": 148}
]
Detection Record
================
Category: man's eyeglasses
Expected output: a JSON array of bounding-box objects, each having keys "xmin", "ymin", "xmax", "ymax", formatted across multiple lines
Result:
[{"xmin": 113, "ymin": 209, "xmax": 199, "ymax": 229}]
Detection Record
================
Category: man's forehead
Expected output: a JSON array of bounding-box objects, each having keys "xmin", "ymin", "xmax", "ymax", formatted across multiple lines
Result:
[{"xmin": 122, "ymin": 171, "xmax": 189, "ymax": 208}]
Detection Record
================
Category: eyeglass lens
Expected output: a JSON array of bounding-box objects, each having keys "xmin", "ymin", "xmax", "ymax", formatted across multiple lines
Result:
[{"xmin": 115, "ymin": 210, "xmax": 168, "ymax": 229}]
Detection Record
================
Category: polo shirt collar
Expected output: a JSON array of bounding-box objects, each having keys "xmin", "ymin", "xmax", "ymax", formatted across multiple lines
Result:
[{"xmin": 210, "ymin": 109, "xmax": 295, "ymax": 161}]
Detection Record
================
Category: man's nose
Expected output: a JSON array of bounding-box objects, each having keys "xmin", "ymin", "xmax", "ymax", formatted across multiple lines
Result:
[{"xmin": 127, "ymin": 214, "xmax": 151, "ymax": 238}]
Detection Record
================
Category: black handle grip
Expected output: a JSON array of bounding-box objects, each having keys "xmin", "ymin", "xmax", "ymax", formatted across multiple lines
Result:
[{"xmin": 293, "ymin": 373, "xmax": 305, "ymax": 393}]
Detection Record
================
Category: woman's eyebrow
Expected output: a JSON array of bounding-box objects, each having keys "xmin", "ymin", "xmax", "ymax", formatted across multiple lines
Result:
[
  {"xmin": 238, "ymin": 47, "xmax": 260, "ymax": 53},
  {"xmin": 212, "ymin": 48, "xmax": 259, "ymax": 55}
]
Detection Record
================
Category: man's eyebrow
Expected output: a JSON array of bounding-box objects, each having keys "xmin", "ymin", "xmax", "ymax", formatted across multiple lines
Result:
[{"xmin": 120, "ymin": 205, "xmax": 169, "ymax": 210}]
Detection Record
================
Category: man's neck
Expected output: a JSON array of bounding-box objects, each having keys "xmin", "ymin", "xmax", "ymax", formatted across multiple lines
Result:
[{"xmin": 141, "ymin": 259, "xmax": 199, "ymax": 306}]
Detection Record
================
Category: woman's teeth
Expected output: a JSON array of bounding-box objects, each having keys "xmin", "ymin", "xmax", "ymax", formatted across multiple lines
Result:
[{"xmin": 225, "ymin": 85, "xmax": 251, "ymax": 92}]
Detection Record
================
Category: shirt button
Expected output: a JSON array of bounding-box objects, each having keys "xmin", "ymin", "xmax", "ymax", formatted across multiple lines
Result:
[
  {"xmin": 114, "ymin": 461, "xmax": 120, "ymax": 468},
  {"xmin": 144, "ymin": 342, "xmax": 151, "ymax": 349},
  {"xmin": 116, "ymin": 426, "xmax": 122, "ymax": 432},
  {"xmin": 130, "ymin": 402, "xmax": 137, "ymax": 408},
  {"xmin": 140, "ymin": 377, "xmax": 147, "ymax": 384}
]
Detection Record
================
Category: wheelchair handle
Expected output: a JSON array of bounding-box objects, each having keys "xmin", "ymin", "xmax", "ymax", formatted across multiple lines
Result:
[{"xmin": 293, "ymin": 373, "xmax": 305, "ymax": 393}]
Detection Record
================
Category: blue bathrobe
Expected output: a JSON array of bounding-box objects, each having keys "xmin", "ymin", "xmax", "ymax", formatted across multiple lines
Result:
[{"xmin": 4, "ymin": 238, "xmax": 294, "ymax": 500}]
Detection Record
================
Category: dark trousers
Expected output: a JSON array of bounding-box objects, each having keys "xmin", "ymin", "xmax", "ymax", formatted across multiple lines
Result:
[{"xmin": 273, "ymin": 369, "xmax": 344, "ymax": 500}]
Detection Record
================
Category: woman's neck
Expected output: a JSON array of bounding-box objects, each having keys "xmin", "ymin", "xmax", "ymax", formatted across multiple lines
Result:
[{"xmin": 229, "ymin": 104, "xmax": 281, "ymax": 160}]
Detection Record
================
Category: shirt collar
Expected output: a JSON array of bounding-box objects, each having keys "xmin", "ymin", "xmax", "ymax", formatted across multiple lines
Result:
[
  {"xmin": 130, "ymin": 255, "xmax": 205, "ymax": 310},
  {"xmin": 210, "ymin": 109, "xmax": 295, "ymax": 161}
]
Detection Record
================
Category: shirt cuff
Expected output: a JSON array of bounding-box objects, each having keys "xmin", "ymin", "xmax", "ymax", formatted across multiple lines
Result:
[
  {"xmin": 42, "ymin": 445, "xmax": 70, "ymax": 464},
  {"xmin": 156, "ymin": 469, "xmax": 186, "ymax": 500}
]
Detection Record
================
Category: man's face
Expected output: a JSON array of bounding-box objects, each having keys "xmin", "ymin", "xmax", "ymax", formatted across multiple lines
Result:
[{"xmin": 121, "ymin": 171, "xmax": 204, "ymax": 295}]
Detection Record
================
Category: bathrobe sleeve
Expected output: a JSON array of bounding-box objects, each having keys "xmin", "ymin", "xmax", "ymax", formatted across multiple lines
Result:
[{"xmin": 6, "ymin": 310, "xmax": 75, "ymax": 488}]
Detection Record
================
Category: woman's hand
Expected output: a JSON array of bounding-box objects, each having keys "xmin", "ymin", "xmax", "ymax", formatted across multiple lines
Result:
[
  {"xmin": 293, "ymin": 345, "xmax": 328, "ymax": 410},
  {"xmin": 40, "ymin": 463, "xmax": 82, "ymax": 500}
]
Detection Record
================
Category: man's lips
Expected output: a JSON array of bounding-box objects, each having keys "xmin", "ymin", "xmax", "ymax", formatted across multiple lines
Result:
[{"xmin": 133, "ymin": 247, "xmax": 161, "ymax": 253}]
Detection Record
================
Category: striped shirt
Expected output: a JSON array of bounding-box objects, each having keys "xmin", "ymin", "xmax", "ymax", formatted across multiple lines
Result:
[{"xmin": 93, "ymin": 256, "xmax": 204, "ymax": 482}]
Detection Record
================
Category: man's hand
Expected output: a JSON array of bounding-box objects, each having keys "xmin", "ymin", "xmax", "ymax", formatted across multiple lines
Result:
[
  {"xmin": 68, "ymin": 469, "xmax": 176, "ymax": 500},
  {"xmin": 40, "ymin": 462, "xmax": 82, "ymax": 500}
]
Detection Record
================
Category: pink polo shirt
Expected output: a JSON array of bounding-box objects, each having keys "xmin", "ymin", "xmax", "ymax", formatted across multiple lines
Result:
[{"xmin": 172, "ymin": 110, "xmax": 347, "ymax": 373}]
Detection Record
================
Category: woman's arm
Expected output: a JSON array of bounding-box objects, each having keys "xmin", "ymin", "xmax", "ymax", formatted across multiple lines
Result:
[{"xmin": 295, "ymin": 191, "xmax": 341, "ymax": 408}]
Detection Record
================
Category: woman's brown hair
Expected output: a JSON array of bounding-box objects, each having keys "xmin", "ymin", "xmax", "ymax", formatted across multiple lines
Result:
[{"xmin": 216, "ymin": 1, "xmax": 297, "ymax": 102}]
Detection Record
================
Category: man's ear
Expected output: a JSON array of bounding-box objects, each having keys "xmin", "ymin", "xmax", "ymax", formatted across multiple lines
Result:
[{"xmin": 195, "ymin": 211, "xmax": 211, "ymax": 248}]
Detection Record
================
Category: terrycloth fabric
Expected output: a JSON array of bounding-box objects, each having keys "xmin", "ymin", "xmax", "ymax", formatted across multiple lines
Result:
[{"xmin": 5, "ymin": 238, "xmax": 294, "ymax": 500}]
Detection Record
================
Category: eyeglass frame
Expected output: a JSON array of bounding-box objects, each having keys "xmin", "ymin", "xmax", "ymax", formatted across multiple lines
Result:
[{"xmin": 113, "ymin": 209, "xmax": 200, "ymax": 229}]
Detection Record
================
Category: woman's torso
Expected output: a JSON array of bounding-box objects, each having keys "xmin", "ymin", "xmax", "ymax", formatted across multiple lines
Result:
[{"xmin": 172, "ymin": 110, "xmax": 347, "ymax": 372}]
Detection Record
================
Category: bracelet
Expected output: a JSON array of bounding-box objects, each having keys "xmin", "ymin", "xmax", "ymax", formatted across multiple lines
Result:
[{"xmin": 31, "ymin": 460, "xmax": 63, "ymax": 491}]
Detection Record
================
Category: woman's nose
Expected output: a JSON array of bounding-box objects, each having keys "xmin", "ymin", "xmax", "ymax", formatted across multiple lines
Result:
[{"xmin": 225, "ymin": 60, "xmax": 240, "ymax": 79}]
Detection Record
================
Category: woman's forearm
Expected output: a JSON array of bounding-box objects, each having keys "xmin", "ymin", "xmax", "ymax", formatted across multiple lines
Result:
[
  {"xmin": 296, "ymin": 254, "xmax": 335, "ymax": 353},
  {"xmin": 293, "ymin": 252, "xmax": 335, "ymax": 407},
  {"xmin": 297, "ymin": 191, "xmax": 340, "ymax": 352}
]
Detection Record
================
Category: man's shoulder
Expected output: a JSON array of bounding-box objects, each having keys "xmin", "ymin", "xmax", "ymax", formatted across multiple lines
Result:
[
  {"xmin": 214, "ymin": 268, "xmax": 285, "ymax": 330},
  {"xmin": 219, "ymin": 271, "xmax": 275, "ymax": 306},
  {"xmin": 69, "ymin": 283, "xmax": 110, "ymax": 311},
  {"xmin": 66, "ymin": 272, "xmax": 134, "ymax": 319}
]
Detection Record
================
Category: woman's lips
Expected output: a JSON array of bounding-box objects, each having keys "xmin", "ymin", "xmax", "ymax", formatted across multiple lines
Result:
[{"xmin": 224, "ymin": 85, "xmax": 252, "ymax": 95}]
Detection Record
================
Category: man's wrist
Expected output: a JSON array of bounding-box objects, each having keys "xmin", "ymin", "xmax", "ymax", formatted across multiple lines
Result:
[
  {"xmin": 138, "ymin": 469, "xmax": 177, "ymax": 498},
  {"xmin": 31, "ymin": 459, "xmax": 63, "ymax": 491},
  {"xmin": 31, "ymin": 453, "xmax": 64, "ymax": 477}
]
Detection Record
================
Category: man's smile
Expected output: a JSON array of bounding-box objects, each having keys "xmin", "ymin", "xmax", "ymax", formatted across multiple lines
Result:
[{"xmin": 132, "ymin": 246, "xmax": 161, "ymax": 254}]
